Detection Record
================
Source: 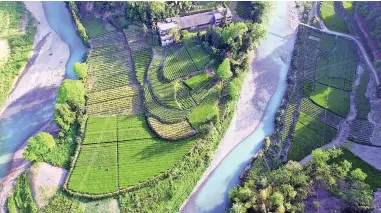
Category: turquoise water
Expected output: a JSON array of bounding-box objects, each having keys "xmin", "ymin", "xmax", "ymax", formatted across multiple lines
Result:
[
  {"xmin": 181, "ymin": 2, "xmax": 295, "ymax": 212},
  {"xmin": 43, "ymin": 2, "xmax": 88, "ymax": 79},
  {"xmin": 0, "ymin": 2, "xmax": 86, "ymax": 179}
]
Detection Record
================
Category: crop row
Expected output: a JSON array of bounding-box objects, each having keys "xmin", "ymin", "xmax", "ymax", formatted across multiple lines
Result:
[
  {"xmin": 130, "ymin": 40, "xmax": 152, "ymax": 86},
  {"xmin": 147, "ymin": 116, "xmax": 196, "ymax": 140},
  {"xmin": 87, "ymin": 95, "xmax": 138, "ymax": 116},
  {"xmin": 190, "ymin": 77, "xmax": 217, "ymax": 104},
  {"xmin": 184, "ymin": 40, "xmax": 211, "ymax": 70},
  {"xmin": 87, "ymin": 85, "xmax": 139, "ymax": 105},
  {"xmin": 144, "ymin": 85, "xmax": 190, "ymax": 123},
  {"xmin": 300, "ymin": 98, "xmax": 343, "ymax": 129},
  {"xmin": 281, "ymin": 103, "xmax": 297, "ymax": 142},
  {"xmin": 348, "ymin": 119, "xmax": 374, "ymax": 144},
  {"xmin": 68, "ymin": 142, "xmax": 118, "ymax": 194},
  {"xmin": 163, "ymin": 46, "xmax": 198, "ymax": 81},
  {"xmin": 118, "ymin": 115, "xmax": 155, "ymax": 141},
  {"xmin": 123, "ymin": 25, "xmax": 144, "ymax": 43},
  {"xmin": 148, "ymin": 58, "xmax": 196, "ymax": 109}
]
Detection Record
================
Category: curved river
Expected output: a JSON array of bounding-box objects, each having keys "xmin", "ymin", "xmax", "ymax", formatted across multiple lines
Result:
[
  {"xmin": 0, "ymin": 2, "xmax": 86, "ymax": 179},
  {"xmin": 181, "ymin": 2, "xmax": 296, "ymax": 212}
]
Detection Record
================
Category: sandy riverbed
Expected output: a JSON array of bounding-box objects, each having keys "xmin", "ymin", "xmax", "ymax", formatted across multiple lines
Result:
[
  {"xmin": 0, "ymin": 2, "xmax": 69, "ymax": 212},
  {"xmin": 180, "ymin": 2, "xmax": 299, "ymax": 211}
]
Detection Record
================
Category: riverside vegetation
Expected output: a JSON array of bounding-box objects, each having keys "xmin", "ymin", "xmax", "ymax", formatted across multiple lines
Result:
[
  {"xmin": 7, "ymin": 1, "xmax": 271, "ymax": 212},
  {"xmin": 0, "ymin": 2, "xmax": 36, "ymax": 109}
]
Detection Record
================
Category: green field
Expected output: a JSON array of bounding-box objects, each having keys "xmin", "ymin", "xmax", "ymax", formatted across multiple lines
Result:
[
  {"xmin": 118, "ymin": 138, "xmax": 195, "ymax": 188},
  {"xmin": 310, "ymin": 83, "xmax": 350, "ymax": 117},
  {"xmin": 184, "ymin": 73, "xmax": 212, "ymax": 89},
  {"xmin": 355, "ymin": 69, "xmax": 371, "ymax": 119},
  {"xmin": 163, "ymin": 46, "xmax": 198, "ymax": 81},
  {"xmin": 69, "ymin": 143, "xmax": 118, "ymax": 194},
  {"xmin": 320, "ymin": 1, "xmax": 349, "ymax": 33},
  {"xmin": 82, "ymin": 18, "xmax": 106, "ymax": 38},
  {"xmin": 288, "ymin": 112, "xmax": 337, "ymax": 161}
]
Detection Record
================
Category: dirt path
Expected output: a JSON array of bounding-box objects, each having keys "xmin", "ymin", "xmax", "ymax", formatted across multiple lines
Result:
[{"xmin": 0, "ymin": 2, "xmax": 69, "ymax": 212}]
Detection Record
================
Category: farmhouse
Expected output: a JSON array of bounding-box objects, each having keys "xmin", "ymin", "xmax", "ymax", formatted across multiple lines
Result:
[{"xmin": 157, "ymin": 8, "xmax": 232, "ymax": 46}]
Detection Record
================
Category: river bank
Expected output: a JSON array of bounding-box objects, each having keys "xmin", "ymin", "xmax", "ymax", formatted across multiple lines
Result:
[
  {"xmin": 180, "ymin": 2, "xmax": 299, "ymax": 212},
  {"xmin": 0, "ymin": 1, "xmax": 69, "ymax": 211}
]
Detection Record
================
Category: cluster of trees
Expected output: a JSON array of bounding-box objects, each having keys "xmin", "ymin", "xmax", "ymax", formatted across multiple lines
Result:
[
  {"xmin": 73, "ymin": 62, "xmax": 88, "ymax": 80},
  {"xmin": 229, "ymin": 148, "xmax": 374, "ymax": 213},
  {"xmin": 68, "ymin": 2, "xmax": 89, "ymax": 46},
  {"xmin": 54, "ymin": 79, "xmax": 86, "ymax": 134},
  {"xmin": 23, "ymin": 132, "xmax": 55, "ymax": 162}
]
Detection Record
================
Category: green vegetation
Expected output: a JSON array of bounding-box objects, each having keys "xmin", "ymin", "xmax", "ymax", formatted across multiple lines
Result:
[
  {"xmin": 163, "ymin": 46, "xmax": 198, "ymax": 81},
  {"xmin": 320, "ymin": 1, "xmax": 349, "ymax": 33},
  {"xmin": 184, "ymin": 73, "xmax": 212, "ymax": 89},
  {"xmin": 189, "ymin": 89, "xmax": 220, "ymax": 127},
  {"xmin": 118, "ymin": 115, "xmax": 155, "ymax": 141},
  {"xmin": 334, "ymin": 148, "xmax": 381, "ymax": 191},
  {"xmin": 23, "ymin": 132, "xmax": 56, "ymax": 162},
  {"xmin": 148, "ymin": 116, "xmax": 196, "ymax": 140},
  {"xmin": 0, "ymin": 2, "xmax": 36, "ymax": 109},
  {"xmin": 216, "ymin": 58, "xmax": 232, "ymax": 81},
  {"xmin": 56, "ymin": 79, "xmax": 86, "ymax": 109},
  {"xmin": 82, "ymin": 18, "xmax": 105, "ymax": 38},
  {"xmin": 358, "ymin": 2, "xmax": 381, "ymax": 49},
  {"xmin": 183, "ymin": 31, "xmax": 211, "ymax": 70},
  {"xmin": 288, "ymin": 112, "xmax": 337, "ymax": 161},
  {"xmin": 68, "ymin": 2, "xmax": 89, "ymax": 46},
  {"xmin": 230, "ymin": 148, "xmax": 374, "ymax": 212},
  {"xmin": 236, "ymin": 2, "xmax": 272, "ymax": 23},
  {"xmin": 355, "ymin": 69, "xmax": 371, "ymax": 119},
  {"xmin": 83, "ymin": 116, "xmax": 117, "ymax": 144},
  {"xmin": 342, "ymin": 2, "xmax": 354, "ymax": 15},
  {"xmin": 41, "ymin": 190, "xmax": 82, "ymax": 213},
  {"xmin": 310, "ymin": 83, "xmax": 350, "ymax": 117},
  {"xmin": 118, "ymin": 138, "xmax": 194, "ymax": 188},
  {"xmin": 68, "ymin": 142, "xmax": 118, "ymax": 194},
  {"xmin": 227, "ymin": 77, "xmax": 242, "ymax": 101},
  {"xmin": 73, "ymin": 62, "xmax": 88, "ymax": 80},
  {"xmin": 7, "ymin": 173, "xmax": 38, "ymax": 213}
]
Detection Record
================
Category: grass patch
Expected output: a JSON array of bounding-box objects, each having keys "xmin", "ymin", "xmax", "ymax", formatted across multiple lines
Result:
[
  {"xmin": 188, "ymin": 89, "xmax": 220, "ymax": 127},
  {"xmin": 83, "ymin": 117, "xmax": 117, "ymax": 144},
  {"xmin": 310, "ymin": 83, "xmax": 349, "ymax": 117},
  {"xmin": 320, "ymin": 1, "xmax": 349, "ymax": 33},
  {"xmin": 184, "ymin": 72, "xmax": 212, "ymax": 89},
  {"xmin": 333, "ymin": 149, "xmax": 381, "ymax": 191}
]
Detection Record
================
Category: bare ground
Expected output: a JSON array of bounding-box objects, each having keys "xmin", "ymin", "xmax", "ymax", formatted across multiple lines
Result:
[
  {"xmin": 373, "ymin": 189, "xmax": 381, "ymax": 213},
  {"xmin": 28, "ymin": 162, "xmax": 68, "ymax": 208},
  {"xmin": 0, "ymin": 2, "xmax": 69, "ymax": 212},
  {"xmin": 305, "ymin": 186, "xmax": 344, "ymax": 213}
]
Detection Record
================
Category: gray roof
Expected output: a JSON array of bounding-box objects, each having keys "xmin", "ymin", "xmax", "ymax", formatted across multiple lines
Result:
[{"xmin": 178, "ymin": 11, "xmax": 214, "ymax": 29}]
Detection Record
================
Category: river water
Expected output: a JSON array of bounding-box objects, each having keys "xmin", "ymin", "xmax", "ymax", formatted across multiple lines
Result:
[
  {"xmin": 43, "ymin": 2, "xmax": 88, "ymax": 79},
  {"xmin": 0, "ymin": 2, "xmax": 86, "ymax": 179},
  {"xmin": 181, "ymin": 2, "xmax": 297, "ymax": 212}
]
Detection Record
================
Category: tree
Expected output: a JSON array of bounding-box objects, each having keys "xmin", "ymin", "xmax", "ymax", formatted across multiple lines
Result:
[
  {"xmin": 142, "ymin": 23, "xmax": 148, "ymax": 35},
  {"xmin": 73, "ymin": 62, "xmax": 87, "ymax": 80},
  {"xmin": 23, "ymin": 132, "xmax": 56, "ymax": 162},
  {"xmin": 229, "ymin": 203, "xmax": 246, "ymax": 213},
  {"xmin": 56, "ymin": 79, "xmax": 86, "ymax": 109},
  {"xmin": 169, "ymin": 27, "xmax": 181, "ymax": 43},
  {"xmin": 216, "ymin": 58, "xmax": 232, "ymax": 81},
  {"xmin": 270, "ymin": 192, "xmax": 284, "ymax": 207},
  {"xmin": 54, "ymin": 103, "xmax": 76, "ymax": 132},
  {"xmin": 350, "ymin": 168, "xmax": 367, "ymax": 183},
  {"xmin": 227, "ymin": 77, "xmax": 241, "ymax": 100}
]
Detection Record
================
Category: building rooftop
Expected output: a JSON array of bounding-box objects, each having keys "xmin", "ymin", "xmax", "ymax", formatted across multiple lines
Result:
[{"xmin": 157, "ymin": 22, "xmax": 177, "ymax": 31}]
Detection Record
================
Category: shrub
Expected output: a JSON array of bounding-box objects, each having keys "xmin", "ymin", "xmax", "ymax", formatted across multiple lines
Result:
[
  {"xmin": 7, "ymin": 173, "xmax": 38, "ymax": 213},
  {"xmin": 54, "ymin": 103, "xmax": 76, "ymax": 132},
  {"xmin": 73, "ymin": 62, "xmax": 87, "ymax": 80},
  {"xmin": 23, "ymin": 132, "xmax": 56, "ymax": 162},
  {"xmin": 56, "ymin": 79, "xmax": 86, "ymax": 109},
  {"xmin": 216, "ymin": 58, "xmax": 232, "ymax": 81},
  {"xmin": 227, "ymin": 77, "xmax": 242, "ymax": 100}
]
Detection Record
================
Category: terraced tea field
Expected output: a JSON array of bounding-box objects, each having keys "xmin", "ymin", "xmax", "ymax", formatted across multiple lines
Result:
[
  {"xmin": 67, "ymin": 26, "xmax": 222, "ymax": 196},
  {"xmin": 284, "ymin": 27, "xmax": 362, "ymax": 161}
]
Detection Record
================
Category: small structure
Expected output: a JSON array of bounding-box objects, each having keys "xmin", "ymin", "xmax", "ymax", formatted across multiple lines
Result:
[{"xmin": 157, "ymin": 8, "xmax": 232, "ymax": 46}]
